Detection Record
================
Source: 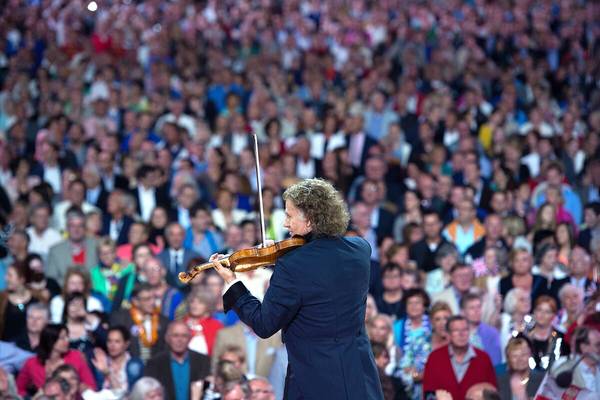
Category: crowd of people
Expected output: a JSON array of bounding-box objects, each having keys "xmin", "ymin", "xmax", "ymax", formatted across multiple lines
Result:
[{"xmin": 0, "ymin": 0, "xmax": 599, "ymax": 399}]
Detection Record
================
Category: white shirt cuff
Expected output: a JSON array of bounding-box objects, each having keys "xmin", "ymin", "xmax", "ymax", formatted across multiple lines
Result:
[{"xmin": 223, "ymin": 278, "xmax": 242, "ymax": 295}]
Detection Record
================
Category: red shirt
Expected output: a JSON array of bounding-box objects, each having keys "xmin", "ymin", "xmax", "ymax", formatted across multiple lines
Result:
[
  {"xmin": 423, "ymin": 345, "xmax": 497, "ymax": 400},
  {"xmin": 72, "ymin": 247, "xmax": 86, "ymax": 266},
  {"xmin": 16, "ymin": 350, "xmax": 97, "ymax": 395}
]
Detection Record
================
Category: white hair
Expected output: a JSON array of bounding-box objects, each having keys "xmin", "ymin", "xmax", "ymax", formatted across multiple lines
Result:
[
  {"xmin": 129, "ymin": 377, "xmax": 163, "ymax": 400},
  {"xmin": 503, "ymin": 288, "xmax": 528, "ymax": 315},
  {"xmin": 558, "ymin": 283, "xmax": 584, "ymax": 303}
]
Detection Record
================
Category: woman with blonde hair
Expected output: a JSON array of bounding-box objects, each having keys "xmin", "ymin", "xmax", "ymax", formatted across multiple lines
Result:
[
  {"xmin": 367, "ymin": 313, "xmax": 399, "ymax": 376},
  {"xmin": 429, "ymin": 301, "xmax": 452, "ymax": 350},
  {"xmin": 497, "ymin": 337, "xmax": 545, "ymax": 399}
]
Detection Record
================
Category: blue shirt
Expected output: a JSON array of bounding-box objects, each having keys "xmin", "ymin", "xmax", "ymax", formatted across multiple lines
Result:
[{"xmin": 171, "ymin": 354, "xmax": 190, "ymax": 400}]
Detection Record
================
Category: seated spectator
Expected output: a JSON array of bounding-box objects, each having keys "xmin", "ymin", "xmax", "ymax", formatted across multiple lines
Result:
[
  {"xmin": 212, "ymin": 321, "xmax": 282, "ymax": 379},
  {"xmin": 0, "ymin": 261, "xmax": 41, "ymax": 342},
  {"xmin": 47, "ymin": 209, "xmax": 99, "ymax": 285},
  {"xmin": 425, "ymin": 242, "xmax": 459, "ymax": 297},
  {"xmin": 16, "ymin": 324, "xmax": 96, "ymax": 396},
  {"xmin": 422, "ymin": 316, "xmax": 497, "ymax": 400},
  {"xmin": 409, "ymin": 210, "xmax": 448, "ymax": 273},
  {"xmin": 110, "ymin": 284, "xmax": 169, "ymax": 363},
  {"xmin": 101, "ymin": 190, "xmax": 134, "ymax": 246},
  {"xmin": 51, "ymin": 363, "xmax": 84, "ymax": 399},
  {"xmin": 39, "ymin": 374, "xmax": 74, "ymax": 400},
  {"xmin": 182, "ymin": 288, "xmax": 223, "ymax": 356},
  {"xmin": 496, "ymin": 337, "xmax": 544, "ymax": 400},
  {"xmin": 202, "ymin": 271, "xmax": 240, "ymax": 327},
  {"xmin": 460, "ymin": 293, "xmax": 502, "ymax": 366},
  {"xmin": 430, "ymin": 302, "xmax": 452, "ymax": 350},
  {"xmin": 555, "ymin": 221, "xmax": 576, "ymax": 268},
  {"xmin": 532, "ymin": 243, "xmax": 569, "ymax": 301},
  {"xmin": 442, "ymin": 199, "xmax": 485, "ymax": 255},
  {"xmin": 144, "ymin": 321, "xmax": 211, "ymax": 400},
  {"xmin": 131, "ymin": 243, "xmax": 154, "ymax": 276},
  {"xmin": 537, "ymin": 325, "xmax": 600, "ymax": 398},
  {"xmin": 148, "ymin": 206, "xmax": 169, "ymax": 251},
  {"xmin": 49, "ymin": 267, "xmax": 104, "ymax": 324},
  {"xmin": 25, "ymin": 253, "xmax": 61, "ymax": 303},
  {"xmin": 220, "ymin": 379, "xmax": 248, "ymax": 400},
  {"xmin": 15, "ymin": 303, "xmax": 49, "ymax": 352},
  {"xmin": 367, "ymin": 314, "xmax": 399, "ymax": 376},
  {"xmin": 370, "ymin": 342, "xmax": 397, "ymax": 400},
  {"xmin": 62, "ymin": 293, "xmax": 105, "ymax": 367},
  {"xmin": 392, "ymin": 288, "xmax": 432, "ymax": 399},
  {"xmin": 568, "ymin": 246, "xmax": 598, "ymax": 302},
  {"xmin": 92, "ymin": 325, "xmax": 144, "ymax": 395},
  {"xmin": 26, "ymin": 203, "xmax": 62, "ymax": 261},
  {"xmin": 157, "ymin": 223, "xmax": 201, "ymax": 290},
  {"xmin": 4, "ymin": 228, "xmax": 32, "ymax": 267},
  {"xmin": 183, "ymin": 203, "xmax": 224, "ymax": 261},
  {"xmin": 499, "ymin": 288, "xmax": 532, "ymax": 361},
  {"xmin": 464, "ymin": 214, "xmax": 509, "ymax": 263},
  {"xmin": 432, "ymin": 263, "xmax": 474, "ymax": 315},
  {"xmin": 499, "ymin": 248, "xmax": 548, "ymax": 306},
  {"xmin": 247, "ymin": 377, "xmax": 275, "ymax": 400},
  {"xmin": 393, "ymin": 190, "xmax": 423, "ymax": 244},
  {"xmin": 463, "ymin": 382, "xmax": 500, "ymax": 400},
  {"xmin": 116, "ymin": 222, "xmax": 160, "ymax": 263},
  {"xmin": 524, "ymin": 295, "xmax": 569, "ymax": 371},
  {"xmin": 140, "ymin": 257, "xmax": 183, "ymax": 321},
  {"xmin": 365, "ymin": 294, "xmax": 379, "ymax": 324},
  {"xmin": 0, "ymin": 366, "xmax": 19, "ymax": 399},
  {"xmin": 90, "ymin": 237, "xmax": 136, "ymax": 310},
  {"xmin": 374, "ymin": 263, "xmax": 406, "ymax": 320},
  {"xmin": 129, "ymin": 377, "xmax": 164, "ymax": 400},
  {"xmin": 555, "ymin": 284, "xmax": 584, "ymax": 333},
  {"xmin": 577, "ymin": 202, "xmax": 600, "ymax": 252},
  {"xmin": 211, "ymin": 188, "xmax": 249, "ymax": 232}
]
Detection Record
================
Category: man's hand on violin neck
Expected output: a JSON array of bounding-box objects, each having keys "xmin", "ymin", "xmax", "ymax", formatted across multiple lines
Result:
[{"xmin": 209, "ymin": 253, "xmax": 237, "ymax": 284}]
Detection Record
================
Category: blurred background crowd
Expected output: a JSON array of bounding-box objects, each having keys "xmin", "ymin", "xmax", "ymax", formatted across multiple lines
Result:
[{"xmin": 0, "ymin": 0, "xmax": 599, "ymax": 399}]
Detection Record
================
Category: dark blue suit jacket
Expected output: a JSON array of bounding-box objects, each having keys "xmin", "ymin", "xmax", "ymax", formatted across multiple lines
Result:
[
  {"xmin": 100, "ymin": 215, "xmax": 134, "ymax": 246},
  {"xmin": 224, "ymin": 235, "xmax": 383, "ymax": 400}
]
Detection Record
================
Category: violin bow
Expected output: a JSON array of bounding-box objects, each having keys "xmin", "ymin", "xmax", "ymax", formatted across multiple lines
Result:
[{"xmin": 252, "ymin": 133, "xmax": 267, "ymax": 248}]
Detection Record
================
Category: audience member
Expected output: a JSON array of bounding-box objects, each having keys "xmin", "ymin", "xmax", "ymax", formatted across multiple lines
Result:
[
  {"xmin": 496, "ymin": 337, "xmax": 545, "ymax": 400},
  {"xmin": 144, "ymin": 321, "xmax": 210, "ymax": 400},
  {"xmin": 423, "ymin": 316, "xmax": 497, "ymax": 400},
  {"xmin": 110, "ymin": 284, "xmax": 169, "ymax": 363},
  {"xmin": 16, "ymin": 324, "xmax": 96, "ymax": 396},
  {"xmin": 47, "ymin": 210, "xmax": 99, "ymax": 285}
]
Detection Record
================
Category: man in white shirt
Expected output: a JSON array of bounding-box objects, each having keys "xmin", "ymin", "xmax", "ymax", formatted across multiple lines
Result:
[
  {"xmin": 135, "ymin": 165, "xmax": 158, "ymax": 222},
  {"xmin": 52, "ymin": 179, "xmax": 99, "ymax": 233},
  {"xmin": 175, "ymin": 183, "xmax": 199, "ymax": 230},
  {"xmin": 26, "ymin": 203, "xmax": 62, "ymax": 260}
]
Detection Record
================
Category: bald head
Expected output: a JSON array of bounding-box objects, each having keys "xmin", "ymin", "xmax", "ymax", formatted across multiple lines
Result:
[
  {"xmin": 465, "ymin": 382, "xmax": 498, "ymax": 400},
  {"xmin": 166, "ymin": 321, "xmax": 191, "ymax": 356}
]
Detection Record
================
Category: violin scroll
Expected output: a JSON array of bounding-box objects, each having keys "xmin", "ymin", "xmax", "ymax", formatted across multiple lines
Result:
[{"xmin": 178, "ymin": 257, "xmax": 231, "ymax": 284}]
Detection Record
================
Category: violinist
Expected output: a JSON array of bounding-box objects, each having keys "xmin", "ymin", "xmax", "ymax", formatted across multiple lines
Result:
[{"xmin": 209, "ymin": 178, "xmax": 384, "ymax": 400}]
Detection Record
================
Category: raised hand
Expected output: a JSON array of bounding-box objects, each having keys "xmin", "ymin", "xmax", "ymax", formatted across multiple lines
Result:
[{"xmin": 92, "ymin": 347, "xmax": 109, "ymax": 375}]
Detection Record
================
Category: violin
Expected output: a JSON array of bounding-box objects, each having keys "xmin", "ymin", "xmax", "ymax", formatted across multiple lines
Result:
[{"xmin": 178, "ymin": 236, "xmax": 305, "ymax": 284}]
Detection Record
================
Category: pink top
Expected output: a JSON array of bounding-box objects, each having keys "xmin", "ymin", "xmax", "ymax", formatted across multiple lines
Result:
[{"xmin": 16, "ymin": 350, "xmax": 97, "ymax": 395}]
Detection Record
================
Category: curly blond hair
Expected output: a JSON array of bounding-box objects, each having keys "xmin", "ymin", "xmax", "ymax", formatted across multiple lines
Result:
[{"xmin": 282, "ymin": 178, "xmax": 350, "ymax": 237}]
